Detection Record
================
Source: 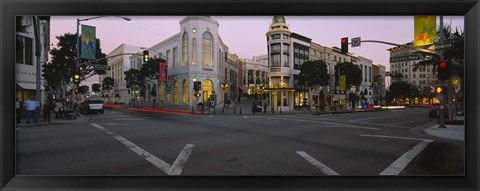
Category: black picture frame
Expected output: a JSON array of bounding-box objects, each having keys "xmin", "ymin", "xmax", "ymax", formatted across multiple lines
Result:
[{"xmin": 2, "ymin": 0, "xmax": 479, "ymax": 190}]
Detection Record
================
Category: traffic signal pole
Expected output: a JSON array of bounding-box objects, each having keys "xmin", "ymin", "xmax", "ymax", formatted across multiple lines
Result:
[{"xmin": 438, "ymin": 16, "xmax": 447, "ymax": 128}]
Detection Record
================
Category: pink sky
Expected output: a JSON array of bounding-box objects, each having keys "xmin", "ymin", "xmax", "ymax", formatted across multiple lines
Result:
[{"xmin": 50, "ymin": 16, "xmax": 464, "ymax": 80}]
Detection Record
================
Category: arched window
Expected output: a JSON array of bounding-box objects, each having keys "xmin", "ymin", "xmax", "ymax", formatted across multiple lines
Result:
[
  {"xmin": 192, "ymin": 38, "xmax": 197, "ymax": 65},
  {"xmin": 182, "ymin": 32, "xmax": 188, "ymax": 66},
  {"xmin": 174, "ymin": 81, "xmax": 179, "ymax": 104},
  {"xmin": 183, "ymin": 80, "xmax": 189, "ymax": 105},
  {"xmin": 202, "ymin": 32, "xmax": 214, "ymax": 67},
  {"xmin": 202, "ymin": 80, "xmax": 213, "ymax": 104}
]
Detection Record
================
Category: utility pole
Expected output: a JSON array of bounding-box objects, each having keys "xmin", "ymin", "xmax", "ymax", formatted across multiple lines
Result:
[
  {"xmin": 438, "ymin": 16, "xmax": 447, "ymax": 128},
  {"xmin": 33, "ymin": 16, "xmax": 42, "ymax": 122}
]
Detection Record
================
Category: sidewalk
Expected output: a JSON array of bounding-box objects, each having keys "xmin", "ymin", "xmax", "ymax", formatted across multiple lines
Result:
[
  {"xmin": 16, "ymin": 113, "xmax": 90, "ymax": 128},
  {"xmin": 423, "ymin": 116, "xmax": 465, "ymax": 141}
]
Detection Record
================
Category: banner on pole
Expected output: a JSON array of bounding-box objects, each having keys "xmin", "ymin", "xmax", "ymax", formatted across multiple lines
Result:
[
  {"xmin": 81, "ymin": 25, "xmax": 96, "ymax": 59},
  {"xmin": 159, "ymin": 61, "xmax": 167, "ymax": 82},
  {"xmin": 414, "ymin": 16, "xmax": 436, "ymax": 46},
  {"xmin": 340, "ymin": 75, "xmax": 346, "ymax": 92}
]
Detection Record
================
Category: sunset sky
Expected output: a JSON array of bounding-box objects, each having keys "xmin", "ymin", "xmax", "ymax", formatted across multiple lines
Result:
[{"xmin": 49, "ymin": 16, "xmax": 464, "ymax": 83}]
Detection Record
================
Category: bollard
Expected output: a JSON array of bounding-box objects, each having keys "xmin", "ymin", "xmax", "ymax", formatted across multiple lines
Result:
[{"xmin": 234, "ymin": 107, "xmax": 236, "ymax": 113}]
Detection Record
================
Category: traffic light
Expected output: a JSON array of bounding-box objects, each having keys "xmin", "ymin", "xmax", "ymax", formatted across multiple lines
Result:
[
  {"xmin": 143, "ymin": 50, "xmax": 149, "ymax": 63},
  {"xmin": 435, "ymin": 86, "xmax": 446, "ymax": 94},
  {"xmin": 341, "ymin": 37, "xmax": 348, "ymax": 54},
  {"xmin": 73, "ymin": 71, "xmax": 81, "ymax": 84},
  {"xmin": 437, "ymin": 61, "xmax": 449, "ymax": 81},
  {"xmin": 193, "ymin": 81, "xmax": 202, "ymax": 91},
  {"xmin": 41, "ymin": 64, "xmax": 48, "ymax": 78}
]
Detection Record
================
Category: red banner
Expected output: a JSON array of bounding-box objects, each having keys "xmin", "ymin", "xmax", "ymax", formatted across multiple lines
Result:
[{"xmin": 159, "ymin": 61, "xmax": 167, "ymax": 82}]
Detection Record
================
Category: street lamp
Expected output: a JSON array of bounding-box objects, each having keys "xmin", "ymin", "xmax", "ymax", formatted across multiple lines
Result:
[{"xmin": 75, "ymin": 16, "xmax": 130, "ymax": 111}]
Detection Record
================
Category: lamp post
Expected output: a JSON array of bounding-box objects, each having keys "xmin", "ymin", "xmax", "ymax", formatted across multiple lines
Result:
[{"xmin": 75, "ymin": 16, "xmax": 130, "ymax": 112}]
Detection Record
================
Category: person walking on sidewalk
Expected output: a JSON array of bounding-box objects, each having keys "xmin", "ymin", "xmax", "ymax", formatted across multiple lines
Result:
[
  {"xmin": 16, "ymin": 98, "xmax": 23, "ymax": 124},
  {"xmin": 24, "ymin": 98, "xmax": 39, "ymax": 124}
]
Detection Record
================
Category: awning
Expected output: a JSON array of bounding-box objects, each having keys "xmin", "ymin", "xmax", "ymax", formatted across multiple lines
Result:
[{"xmin": 17, "ymin": 83, "xmax": 45, "ymax": 90}]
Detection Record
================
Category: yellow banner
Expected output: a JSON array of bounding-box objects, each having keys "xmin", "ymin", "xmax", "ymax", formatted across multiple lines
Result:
[
  {"xmin": 340, "ymin": 75, "xmax": 346, "ymax": 92},
  {"xmin": 414, "ymin": 16, "xmax": 436, "ymax": 46}
]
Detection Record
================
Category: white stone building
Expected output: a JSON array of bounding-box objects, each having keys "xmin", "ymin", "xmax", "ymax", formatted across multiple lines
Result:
[
  {"xmin": 129, "ymin": 16, "xmax": 232, "ymax": 109},
  {"xmin": 100, "ymin": 43, "xmax": 143, "ymax": 104},
  {"xmin": 16, "ymin": 16, "xmax": 50, "ymax": 104}
]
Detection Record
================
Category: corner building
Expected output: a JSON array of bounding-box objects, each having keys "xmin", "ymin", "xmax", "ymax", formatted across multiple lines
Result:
[{"xmin": 129, "ymin": 16, "xmax": 234, "ymax": 109}]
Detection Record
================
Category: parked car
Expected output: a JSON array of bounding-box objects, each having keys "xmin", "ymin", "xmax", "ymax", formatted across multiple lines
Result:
[{"xmin": 80, "ymin": 99, "xmax": 104, "ymax": 114}]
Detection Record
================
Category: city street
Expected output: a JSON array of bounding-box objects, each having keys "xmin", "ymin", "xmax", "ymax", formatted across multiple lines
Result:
[{"xmin": 16, "ymin": 107, "xmax": 464, "ymax": 176}]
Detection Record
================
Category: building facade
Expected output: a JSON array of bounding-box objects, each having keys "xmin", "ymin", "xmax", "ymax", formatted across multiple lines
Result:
[
  {"xmin": 100, "ymin": 43, "xmax": 143, "ymax": 104},
  {"xmin": 129, "ymin": 16, "xmax": 234, "ymax": 109},
  {"xmin": 388, "ymin": 43, "xmax": 438, "ymax": 105},
  {"xmin": 265, "ymin": 16, "xmax": 377, "ymax": 111},
  {"xmin": 16, "ymin": 16, "xmax": 50, "ymax": 104},
  {"xmin": 242, "ymin": 56, "xmax": 269, "ymax": 97}
]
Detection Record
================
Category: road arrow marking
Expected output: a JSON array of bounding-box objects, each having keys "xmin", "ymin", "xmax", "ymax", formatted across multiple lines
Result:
[
  {"xmin": 91, "ymin": 123, "xmax": 194, "ymax": 175},
  {"xmin": 380, "ymin": 140, "xmax": 433, "ymax": 175},
  {"xmin": 296, "ymin": 151, "xmax": 339, "ymax": 175},
  {"xmin": 359, "ymin": 134, "xmax": 433, "ymax": 175}
]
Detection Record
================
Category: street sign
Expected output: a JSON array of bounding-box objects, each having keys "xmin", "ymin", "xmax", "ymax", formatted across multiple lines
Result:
[
  {"xmin": 94, "ymin": 64, "xmax": 110, "ymax": 71},
  {"xmin": 351, "ymin": 37, "xmax": 361, "ymax": 47},
  {"xmin": 435, "ymin": 43, "xmax": 454, "ymax": 50},
  {"xmin": 390, "ymin": 54, "xmax": 421, "ymax": 62}
]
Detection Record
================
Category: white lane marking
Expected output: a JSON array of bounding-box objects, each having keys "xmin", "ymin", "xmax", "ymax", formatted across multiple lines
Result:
[
  {"xmin": 169, "ymin": 144, "xmax": 195, "ymax": 175},
  {"xmin": 348, "ymin": 116, "xmax": 385, "ymax": 122},
  {"xmin": 359, "ymin": 134, "xmax": 433, "ymax": 141},
  {"xmin": 359, "ymin": 134, "xmax": 434, "ymax": 175},
  {"xmin": 276, "ymin": 118, "xmax": 380, "ymax": 130},
  {"xmin": 91, "ymin": 123, "xmax": 194, "ymax": 175},
  {"xmin": 296, "ymin": 151, "xmax": 339, "ymax": 175},
  {"xmin": 349, "ymin": 121, "xmax": 408, "ymax": 128},
  {"xmin": 242, "ymin": 116, "xmax": 248, "ymax": 119},
  {"xmin": 114, "ymin": 118, "xmax": 145, "ymax": 121},
  {"xmin": 98, "ymin": 123, "xmax": 130, "ymax": 126},
  {"xmin": 380, "ymin": 140, "xmax": 433, "ymax": 175}
]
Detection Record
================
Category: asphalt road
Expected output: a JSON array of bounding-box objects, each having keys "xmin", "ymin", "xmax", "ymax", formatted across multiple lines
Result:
[{"xmin": 16, "ymin": 107, "xmax": 464, "ymax": 176}]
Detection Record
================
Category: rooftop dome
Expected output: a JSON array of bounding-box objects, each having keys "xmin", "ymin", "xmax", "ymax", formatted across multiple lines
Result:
[{"xmin": 272, "ymin": 16, "xmax": 286, "ymax": 24}]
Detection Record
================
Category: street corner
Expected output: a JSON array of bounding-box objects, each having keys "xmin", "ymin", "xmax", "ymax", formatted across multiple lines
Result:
[{"xmin": 422, "ymin": 124, "xmax": 464, "ymax": 141}]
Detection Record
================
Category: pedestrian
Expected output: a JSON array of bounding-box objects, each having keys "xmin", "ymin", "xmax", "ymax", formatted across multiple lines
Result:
[
  {"xmin": 263, "ymin": 103, "xmax": 267, "ymax": 114},
  {"xmin": 16, "ymin": 98, "xmax": 23, "ymax": 124},
  {"xmin": 24, "ymin": 98, "xmax": 39, "ymax": 124},
  {"xmin": 54, "ymin": 99, "xmax": 63, "ymax": 119}
]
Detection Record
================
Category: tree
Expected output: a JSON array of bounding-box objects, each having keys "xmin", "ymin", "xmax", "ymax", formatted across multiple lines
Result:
[
  {"xmin": 139, "ymin": 58, "xmax": 164, "ymax": 100},
  {"xmin": 102, "ymin": 77, "xmax": 114, "ymax": 95},
  {"xmin": 334, "ymin": 62, "xmax": 362, "ymax": 89},
  {"xmin": 124, "ymin": 68, "xmax": 143, "ymax": 89},
  {"xmin": 388, "ymin": 81, "xmax": 419, "ymax": 105},
  {"xmin": 298, "ymin": 60, "xmax": 330, "ymax": 90},
  {"xmin": 348, "ymin": 92, "xmax": 360, "ymax": 110},
  {"xmin": 78, "ymin": 85, "xmax": 89, "ymax": 95},
  {"xmin": 44, "ymin": 33, "xmax": 107, "ymax": 91},
  {"xmin": 92, "ymin": 83, "xmax": 101, "ymax": 96}
]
